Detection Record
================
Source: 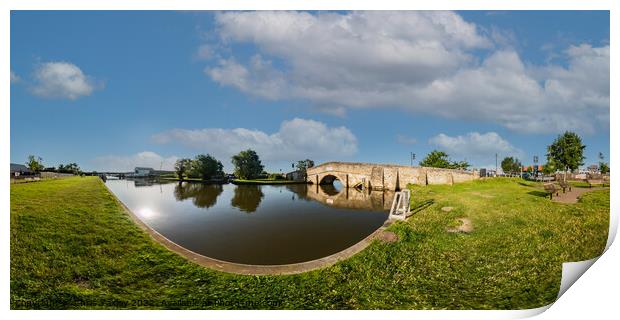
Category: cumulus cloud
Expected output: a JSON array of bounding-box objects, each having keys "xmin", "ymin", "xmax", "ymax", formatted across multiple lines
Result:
[
  {"xmin": 32, "ymin": 62, "xmax": 99, "ymax": 100},
  {"xmin": 92, "ymin": 151, "xmax": 178, "ymax": 172},
  {"xmin": 429, "ymin": 132, "xmax": 523, "ymax": 164},
  {"xmin": 10, "ymin": 70, "xmax": 20, "ymax": 83},
  {"xmin": 207, "ymin": 55, "xmax": 287, "ymax": 100},
  {"xmin": 152, "ymin": 118, "xmax": 358, "ymax": 162},
  {"xmin": 203, "ymin": 11, "xmax": 609, "ymax": 134}
]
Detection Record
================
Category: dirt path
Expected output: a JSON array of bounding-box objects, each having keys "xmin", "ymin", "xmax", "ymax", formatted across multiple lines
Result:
[{"xmin": 552, "ymin": 187, "xmax": 607, "ymax": 204}]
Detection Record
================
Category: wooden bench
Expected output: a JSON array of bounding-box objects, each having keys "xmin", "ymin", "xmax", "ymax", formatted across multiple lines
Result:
[
  {"xmin": 586, "ymin": 179, "xmax": 604, "ymax": 188},
  {"xmin": 543, "ymin": 183, "xmax": 560, "ymax": 199},
  {"xmin": 558, "ymin": 180, "xmax": 571, "ymax": 193}
]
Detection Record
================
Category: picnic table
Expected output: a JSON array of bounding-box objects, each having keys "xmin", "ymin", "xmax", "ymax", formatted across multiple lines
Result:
[
  {"xmin": 543, "ymin": 183, "xmax": 560, "ymax": 199},
  {"xmin": 586, "ymin": 179, "xmax": 604, "ymax": 188},
  {"xmin": 558, "ymin": 180, "xmax": 572, "ymax": 193}
]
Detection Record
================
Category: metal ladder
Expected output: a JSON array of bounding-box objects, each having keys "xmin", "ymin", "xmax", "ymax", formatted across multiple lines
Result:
[{"xmin": 389, "ymin": 189, "xmax": 411, "ymax": 220}]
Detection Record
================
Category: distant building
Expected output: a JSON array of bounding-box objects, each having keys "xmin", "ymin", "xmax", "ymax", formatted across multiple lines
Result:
[
  {"xmin": 286, "ymin": 170, "xmax": 306, "ymax": 181},
  {"xmin": 522, "ymin": 165, "xmax": 543, "ymax": 172},
  {"xmin": 10, "ymin": 163, "xmax": 33, "ymax": 177},
  {"xmin": 133, "ymin": 167, "xmax": 154, "ymax": 177},
  {"xmin": 587, "ymin": 164, "xmax": 599, "ymax": 173}
]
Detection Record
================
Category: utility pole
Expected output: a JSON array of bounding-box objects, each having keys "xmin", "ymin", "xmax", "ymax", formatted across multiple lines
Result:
[
  {"xmin": 495, "ymin": 153, "xmax": 498, "ymax": 177},
  {"xmin": 533, "ymin": 155, "xmax": 539, "ymax": 182}
]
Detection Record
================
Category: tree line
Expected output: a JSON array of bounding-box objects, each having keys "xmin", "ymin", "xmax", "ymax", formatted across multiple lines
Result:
[
  {"xmin": 174, "ymin": 149, "xmax": 314, "ymax": 181},
  {"xmin": 24, "ymin": 155, "xmax": 82, "ymax": 175},
  {"xmin": 417, "ymin": 131, "xmax": 609, "ymax": 180}
]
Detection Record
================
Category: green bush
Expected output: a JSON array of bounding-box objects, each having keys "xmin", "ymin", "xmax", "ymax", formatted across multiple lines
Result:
[{"xmin": 268, "ymin": 173, "xmax": 285, "ymax": 180}]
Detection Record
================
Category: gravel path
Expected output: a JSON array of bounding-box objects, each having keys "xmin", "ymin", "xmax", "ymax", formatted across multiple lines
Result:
[{"xmin": 552, "ymin": 187, "xmax": 607, "ymax": 204}]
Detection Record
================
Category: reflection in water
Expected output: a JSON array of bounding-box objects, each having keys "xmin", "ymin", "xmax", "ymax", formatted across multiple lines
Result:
[
  {"xmin": 133, "ymin": 179, "xmax": 160, "ymax": 187},
  {"xmin": 231, "ymin": 185, "xmax": 264, "ymax": 213},
  {"xmin": 287, "ymin": 183, "xmax": 395, "ymax": 212},
  {"xmin": 320, "ymin": 183, "xmax": 341, "ymax": 196},
  {"xmin": 174, "ymin": 182, "xmax": 224, "ymax": 209},
  {"xmin": 105, "ymin": 180, "xmax": 390, "ymax": 265}
]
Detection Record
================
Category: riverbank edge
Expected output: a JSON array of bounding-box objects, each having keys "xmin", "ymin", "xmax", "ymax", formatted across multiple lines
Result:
[{"xmin": 101, "ymin": 179, "xmax": 391, "ymax": 275}]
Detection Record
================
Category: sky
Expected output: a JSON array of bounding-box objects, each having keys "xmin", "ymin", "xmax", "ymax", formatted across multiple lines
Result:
[{"xmin": 10, "ymin": 11, "xmax": 610, "ymax": 173}]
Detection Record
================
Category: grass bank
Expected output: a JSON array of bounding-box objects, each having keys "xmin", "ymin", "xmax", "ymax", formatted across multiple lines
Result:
[{"xmin": 11, "ymin": 177, "xmax": 608, "ymax": 309}]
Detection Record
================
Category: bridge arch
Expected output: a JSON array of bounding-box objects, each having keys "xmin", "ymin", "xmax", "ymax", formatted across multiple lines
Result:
[
  {"xmin": 309, "ymin": 172, "xmax": 348, "ymax": 188},
  {"xmin": 319, "ymin": 174, "xmax": 340, "ymax": 185}
]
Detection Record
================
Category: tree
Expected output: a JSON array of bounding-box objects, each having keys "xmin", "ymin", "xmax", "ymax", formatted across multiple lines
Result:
[
  {"xmin": 295, "ymin": 159, "xmax": 315, "ymax": 178},
  {"xmin": 542, "ymin": 161, "xmax": 557, "ymax": 175},
  {"xmin": 419, "ymin": 150, "xmax": 469, "ymax": 169},
  {"xmin": 174, "ymin": 158, "xmax": 193, "ymax": 180},
  {"xmin": 26, "ymin": 155, "xmax": 44, "ymax": 172},
  {"xmin": 598, "ymin": 152, "xmax": 610, "ymax": 174},
  {"xmin": 419, "ymin": 150, "xmax": 451, "ymax": 168},
  {"xmin": 450, "ymin": 160, "xmax": 471, "ymax": 170},
  {"xmin": 231, "ymin": 149, "xmax": 264, "ymax": 179},
  {"xmin": 599, "ymin": 162, "xmax": 610, "ymax": 174},
  {"xmin": 58, "ymin": 162, "xmax": 81, "ymax": 175},
  {"xmin": 191, "ymin": 154, "xmax": 224, "ymax": 181},
  {"xmin": 501, "ymin": 157, "xmax": 522, "ymax": 175},
  {"xmin": 546, "ymin": 131, "xmax": 586, "ymax": 182}
]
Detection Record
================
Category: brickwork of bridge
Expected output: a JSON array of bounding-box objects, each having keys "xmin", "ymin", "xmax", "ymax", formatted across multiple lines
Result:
[{"xmin": 306, "ymin": 162, "xmax": 479, "ymax": 191}]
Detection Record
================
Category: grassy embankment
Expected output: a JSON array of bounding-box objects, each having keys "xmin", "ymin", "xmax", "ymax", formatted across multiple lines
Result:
[{"xmin": 11, "ymin": 177, "xmax": 608, "ymax": 309}]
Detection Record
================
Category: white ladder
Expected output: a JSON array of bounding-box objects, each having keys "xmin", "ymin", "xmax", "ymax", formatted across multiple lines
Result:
[{"xmin": 389, "ymin": 189, "xmax": 411, "ymax": 220}]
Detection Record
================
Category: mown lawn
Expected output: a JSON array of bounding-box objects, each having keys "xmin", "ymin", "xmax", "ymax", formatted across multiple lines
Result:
[{"xmin": 10, "ymin": 177, "xmax": 608, "ymax": 309}]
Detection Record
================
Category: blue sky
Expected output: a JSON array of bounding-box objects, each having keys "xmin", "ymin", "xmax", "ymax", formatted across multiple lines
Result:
[{"xmin": 10, "ymin": 11, "xmax": 609, "ymax": 173}]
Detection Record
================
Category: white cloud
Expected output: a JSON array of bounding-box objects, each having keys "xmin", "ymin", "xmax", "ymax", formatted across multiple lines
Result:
[
  {"xmin": 32, "ymin": 62, "xmax": 98, "ymax": 100},
  {"xmin": 10, "ymin": 70, "xmax": 20, "ymax": 83},
  {"xmin": 396, "ymin": 134, "xmax": 417, "ymax": 145},
  {"xmin": 203, "ymin": 11, "xmax": 609, "ymax": 134},
  {"xmin": 92, "ymin": 151, "xmax": 178, "ymax": 172},
  {"xmin": 429, "ymin": 132, "xmax": 523, "ymax": 164},
  {"xmin": 206, "ymin": 55, "xmax": 286, "ymax": 100},
  {"xmin": 152, "ymin": 118, "xmax": 358, "ymax": 162}
]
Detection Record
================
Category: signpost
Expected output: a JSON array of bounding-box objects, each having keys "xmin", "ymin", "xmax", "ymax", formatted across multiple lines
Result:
[{"xmin": 533, "ymin": 155, "xmax": 539, "ymax": 181}]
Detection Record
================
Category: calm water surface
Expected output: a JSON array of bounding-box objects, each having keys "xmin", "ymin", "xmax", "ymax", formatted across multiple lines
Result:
[{"xmin": 106, "ymin": 179, "xmax": 391, "ymax": 265}]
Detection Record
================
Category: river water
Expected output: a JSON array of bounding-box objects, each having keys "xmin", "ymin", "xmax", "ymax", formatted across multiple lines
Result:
[{"xmin": 105, "ymin": 179, "xmax": 392, "ymax": 265}]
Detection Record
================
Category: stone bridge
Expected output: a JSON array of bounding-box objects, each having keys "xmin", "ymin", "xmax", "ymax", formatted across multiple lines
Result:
[{"xmin": 306, "ymin": 162, "xmax": 478, "ymax": 191}]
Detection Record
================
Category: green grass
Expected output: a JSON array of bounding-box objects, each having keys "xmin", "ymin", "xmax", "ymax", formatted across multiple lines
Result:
[
  {"xmin": 11, "ymin": 177, "xmax": 608, "ymax": 309},
  {"xmin": 232, "ymin": 178, "xmax": 307, "ymax": 185}
]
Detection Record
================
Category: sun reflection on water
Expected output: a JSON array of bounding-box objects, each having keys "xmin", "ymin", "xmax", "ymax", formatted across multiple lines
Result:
[{"xmin": 138, "ymin": 207, "xmax": 157, "ymax": 219}]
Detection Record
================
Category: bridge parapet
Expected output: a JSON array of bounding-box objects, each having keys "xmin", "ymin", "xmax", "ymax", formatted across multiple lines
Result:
[{"xmin": 306, "ymin": 162, "xmax": 478, "ymax": 191}]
